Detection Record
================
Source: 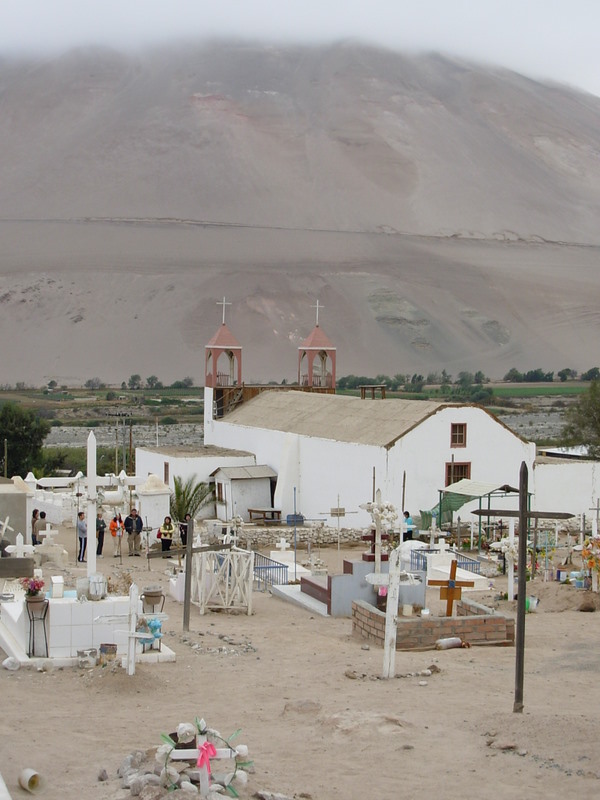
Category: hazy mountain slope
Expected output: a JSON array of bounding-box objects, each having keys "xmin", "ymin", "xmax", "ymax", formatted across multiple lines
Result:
[{"xmin": 0, "ymin": 41, "xmax": 599, "ymax": 385}]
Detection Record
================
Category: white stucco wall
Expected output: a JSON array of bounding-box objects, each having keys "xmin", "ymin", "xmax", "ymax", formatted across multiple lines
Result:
[
  {"xmin": 207, "ymin": 404, "xmax": 536, "ymax": 526},
  {"xmin": 208, "ymin": 420, "xmax": 385, "ymax": 527},
  {"xmin": 215, "ymin": 476, "xmax": 273, "ymax": 521},
  {"xmin": 533, "ymin": 459, "xmax": 600, "ymax": 520},
  {"xmin": 386, "ymin": 406, "xmax": 536, "ymax": 519},
  {"xmin": 135, "ymin": 448, "xmax": 256, "ymax": 490}
]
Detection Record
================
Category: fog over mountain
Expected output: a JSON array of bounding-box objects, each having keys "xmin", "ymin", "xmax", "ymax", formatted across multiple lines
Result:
[{"xmin": 0, "ymin": 41, "xmax": 599, "ymax": 385}]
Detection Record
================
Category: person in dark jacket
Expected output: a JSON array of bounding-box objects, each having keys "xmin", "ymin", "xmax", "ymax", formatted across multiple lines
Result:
[
  {"xmin": 124, "ymin": 508, "xmax": 143, "ymax": 556},
  {"xmin": 96, "ymin": 512, "xmax": 106, "ymax": 557}
]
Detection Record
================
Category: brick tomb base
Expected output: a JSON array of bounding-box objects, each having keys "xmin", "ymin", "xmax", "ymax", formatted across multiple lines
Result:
[{"xmin": 352, "ymin": 598, "xmax": 515, "ymax": 650}]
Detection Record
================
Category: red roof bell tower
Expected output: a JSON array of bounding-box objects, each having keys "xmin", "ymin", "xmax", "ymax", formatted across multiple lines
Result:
[
  {"xmin": 205, "ymin": 296, "xmax": 242, "ymax": 388},
  {"xmin": 298, "ymin": 300, "xmax": 336, "ymax": 389}
]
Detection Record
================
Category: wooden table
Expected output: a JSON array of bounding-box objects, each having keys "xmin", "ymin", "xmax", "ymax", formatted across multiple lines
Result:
[{"xmin": 248, "ymin": 508, "xmax": 282, "ymax": 524}]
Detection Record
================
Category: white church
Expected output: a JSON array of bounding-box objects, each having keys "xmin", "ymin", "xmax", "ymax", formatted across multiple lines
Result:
[{"xmin": 136, "ymin": 306, "xmax": 548, "ymax": 528}]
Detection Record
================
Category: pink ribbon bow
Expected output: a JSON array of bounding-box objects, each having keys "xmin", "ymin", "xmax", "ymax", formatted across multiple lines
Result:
[{"xmin": 197, "ymin": 741, "xmax": 217, "ymax": 776}]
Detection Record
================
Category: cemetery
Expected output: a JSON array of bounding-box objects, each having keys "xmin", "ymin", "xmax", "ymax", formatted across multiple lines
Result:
[{"xmin": 1, "ymin": 388, "xmax": 600, "ymax": 796}]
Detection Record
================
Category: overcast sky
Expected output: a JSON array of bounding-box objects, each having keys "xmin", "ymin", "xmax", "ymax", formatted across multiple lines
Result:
[{"xmin": 3, "ymin": 0, "xmax": 599, "ymax": 96}]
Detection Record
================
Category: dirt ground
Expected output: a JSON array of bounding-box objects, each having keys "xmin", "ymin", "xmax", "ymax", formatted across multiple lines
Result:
[{"xmin": 1, "ymin": 529, "xmax": 600, "ymax": 800}]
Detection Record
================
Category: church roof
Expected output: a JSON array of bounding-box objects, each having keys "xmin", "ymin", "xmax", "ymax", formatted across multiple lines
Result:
[
  {"xmin": 221, "ymin": 390, "xmax": 457, "ymax": 448},
  {"xmin": 299, "ymin": 325, "xmax": 336, "ymax": 350},
  {"xmin": 210, "ymin": 465, "xmax": 277, "ymax": 480},
  {"xmin": 205, "ymin": 323, "xmax": 241, "ymax": 349}
]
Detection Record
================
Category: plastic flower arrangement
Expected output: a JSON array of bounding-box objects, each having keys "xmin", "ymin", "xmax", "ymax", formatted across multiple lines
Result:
[
  {"xmin": 20, "ymin": 577, "xmax": 45, "ymax": 597},
  {"xmin": 499, "ymin": 537, "xmax": 519, "ymax": 562},
  {"xmin": 360, "ymin": 498, "xmax": 398, "ymax": 530},
  {"xmin": 582, "ymin": 536, "xmax": 600, "ymax": 572}
]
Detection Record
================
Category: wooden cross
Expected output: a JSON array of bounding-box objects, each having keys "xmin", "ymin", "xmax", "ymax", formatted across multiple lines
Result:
[
  {"xmin": 589, "ymin": 499, "xmax": 600, "ymax": 529},
  {"xmin": 428, "ymin": 559, "xmax": 474, "ymax": 616}
]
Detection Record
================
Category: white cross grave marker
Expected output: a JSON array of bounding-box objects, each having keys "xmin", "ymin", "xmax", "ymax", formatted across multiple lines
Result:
[
  {"xmin": 438, "ymin": 537, "xmax": 450, "ymax": 554},
  {"xmin": 38, "ymin": 523, "xmax": 60, "ymax": 545},
  {"xmin": 275, "ymin": 537, "xmax": 290, "ymax": 553},
  {"xmin": 366, "ymin": 547, "xmax": 420, "ymax": 679},
  {"xmin": 169, "ymin": 735, "xmax": 250, "ymax": 798},
  {"xmin": 429, "ymin": 514, "xmax": 438, "ymax": 548},
  {"xmin": 360, "ymin": 490, "xmax": 398, "ymax": 581},
  {"xmin": 95, "ymin": 583, "xmax": 169, "ymax": 676},
  {"xmin": 5, "ymin": 533, "xmax": 34, "ymax": 558}
]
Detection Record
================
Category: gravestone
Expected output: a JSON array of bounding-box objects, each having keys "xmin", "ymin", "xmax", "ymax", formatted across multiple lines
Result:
[{"xmin": 36, "ymin": 523, "xmax": 68, "ymax": 568}]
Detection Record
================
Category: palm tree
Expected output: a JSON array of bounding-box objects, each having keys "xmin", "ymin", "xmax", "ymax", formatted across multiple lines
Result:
[{"xmin": 170, "ymin": 475, "xmax": 214, "ymax": 522}]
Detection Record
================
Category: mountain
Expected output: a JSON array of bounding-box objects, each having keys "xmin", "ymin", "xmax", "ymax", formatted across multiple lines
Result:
[{"xmin": 0, "ymin": 40, "xmax": 599, "ymax": 385}]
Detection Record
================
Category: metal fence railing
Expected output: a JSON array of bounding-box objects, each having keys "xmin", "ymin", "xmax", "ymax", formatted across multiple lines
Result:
[
  {"xmin": 410, "ymin": 548, "xmax": 481, "ymax": 575},
  {"xmin": 253, "ymin": 552, "xmax": 289, "ymax": 590}
]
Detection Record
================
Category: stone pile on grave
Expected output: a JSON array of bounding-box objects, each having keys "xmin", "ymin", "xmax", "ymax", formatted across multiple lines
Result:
[{"xmin": 114, "ymin": 715, "xmax": 252, "ymax": 798}]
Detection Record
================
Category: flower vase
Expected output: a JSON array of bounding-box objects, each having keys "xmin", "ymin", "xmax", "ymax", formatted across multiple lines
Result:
[{"xmin": 25, "ymin": 593, "xmax": 45, "ymax": 606}]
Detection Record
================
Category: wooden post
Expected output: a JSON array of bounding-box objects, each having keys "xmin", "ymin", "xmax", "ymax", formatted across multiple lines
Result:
[
  {"xmin": 531, "ymin": 516, "xmax": 539, "ymax": 578},
  {"xmin": 374, "ymin": 489, "xmax": 382, "ymax": 578},
  {"xmin": 507, "ymin": 518, "xmax": 516, "ymax": 601},
  {"xmin": 382, "ymin": 548, "xmax": 401, "ymax": 679},
  {"xmin": 514, "ymin": 462, "xmax": 528, "ymax": 713},
  {"xmin": 183, "ymin": 519, "xmax": 194, "ymax": 632},
  {"xmin": 127, "ymin": 583, "xmax": 139, "ymax": 676},
  {"xmin": 365, "ymin": 547, "xmax": 410, "ymax": 679}
]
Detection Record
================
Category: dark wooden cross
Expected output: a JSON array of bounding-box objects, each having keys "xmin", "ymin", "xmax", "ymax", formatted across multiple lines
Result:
[{"xmin": 428, "ymin": 558, "xmax": 474, "ymax": 616}]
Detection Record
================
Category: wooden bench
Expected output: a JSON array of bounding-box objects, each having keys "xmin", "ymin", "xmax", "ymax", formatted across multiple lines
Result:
[{"xmin": 248, "ymin": 508, "xmax": 282, "ymax": 525}]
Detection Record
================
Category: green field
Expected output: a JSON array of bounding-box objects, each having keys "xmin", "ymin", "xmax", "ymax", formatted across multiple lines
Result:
[{"xmin": 490, "ymin": 383, "xmax": 588, "ymax": 398}]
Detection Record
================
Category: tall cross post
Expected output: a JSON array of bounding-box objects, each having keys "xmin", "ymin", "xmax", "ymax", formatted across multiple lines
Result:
[
  {"xmin": 311, "ymin": 299, "xmax": 323, "ymax": 326},
  {"xmin": 87, "ymin": 431, "xmax": 97, "ymax": 576},
  {"xmin": 217, "ymin": 296, "xmax": 232, "ymax": 325}
]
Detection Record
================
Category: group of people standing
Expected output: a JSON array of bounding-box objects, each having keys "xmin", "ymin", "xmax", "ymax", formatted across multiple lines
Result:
[
  {"xmin": 158, "ymin": 513, "xmax": 191, "ymax": 556},
  {"xmin": 73, "ymin": 508, "xmax": 192, "ymax": 562},
  {"xmin": 31, "ymin": 508, "xmax": 47, "ymax": 546}
]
